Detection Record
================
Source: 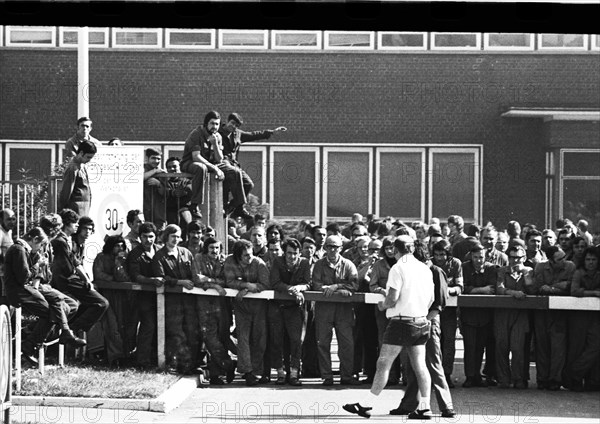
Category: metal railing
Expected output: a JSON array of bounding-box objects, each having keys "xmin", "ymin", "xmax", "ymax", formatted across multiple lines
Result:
[{"xmin": 0, "ymin": 180, "xmax": 49, "ymax": 238}]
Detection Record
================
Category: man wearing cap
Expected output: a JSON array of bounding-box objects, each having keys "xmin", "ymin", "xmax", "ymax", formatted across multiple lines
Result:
[
  {"xmin": 218, "ymin": 113, "xmax": 276, "ymax": 221},
  {"xmin": 343, "ymin": 235, "xmax": 434, "ymax": 420},
  {"xmin": 181, "ymin": 111, "xmax": 225, "ymax": 219},
  {"xmin": 312, "ymin": 234, "xmax": 360, "ymax": 386}
]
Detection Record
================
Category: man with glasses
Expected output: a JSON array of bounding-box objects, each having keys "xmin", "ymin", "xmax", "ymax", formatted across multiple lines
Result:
[
  {"xmin": 313, "ymin": 234, "xmax": 360, "ymax": 386},
  {"xmin": 495, "ymin": 245, "xmax": 535, "ymax": 389},
  {"xmin": 532, "ymin": 246, "xmax": 575, "ymax": 391}
]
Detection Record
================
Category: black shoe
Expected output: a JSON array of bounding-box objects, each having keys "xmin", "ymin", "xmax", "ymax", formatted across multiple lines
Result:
[
  {"xmin": 486, "ymin": 377, "xmax": 498, "ymax": 387},
  {"xmin": 210, "ymin": 376, "xmax": 225, "ymax": 386},
  {"xmin": 322, "ymin": 378, "xmax": 334, "ymax": 386},
  {"xmin": 289, "ymin": 376, "xmax": 303, "ymax": 386},
  {"xmin": 342, "ymin": 403, "xmax": 372, "ymax": 419},
  {"xmin": 389, "ymin": 407, "xmax": 412, "ymax": 416},
  {"xmin": 245, "ymin": 373, "xmax": 258, "ymax": 387},
  {"xmin": 445, "ymin": 374, "xmax": 455, "ymax": 388},
  {"xmin": 226, "ymin": 362, "xmax": 236, "ymax": 383},
  {"xmin": 21, "ymin": 341, "xmax": 39, "ymax": 366},
  {"xmin": 189, "ymin": 204, "xmax": 202, "ymax": 220},
  {"xmin": 571, "ymin": 381, "xmax": 585, "ymax": 392},
  {"xmin": 258, "ymin": 375, "xmax": 271, "ymax": 384},
  {"xmin": 441, "ymin": 409, "xmax": 456, "ymax": 418},
  {"xmin": 408, "ymin": 409, "xmax": 432, "ymax": 420},
  {"xmin": 340, "ymin": 378, "xmax": 362, "ymax": 385},
  {"xmin": 547, "ymin": 381, "xmax": 561, "ymax": 391},
  {"xmin": 537, "ymin": 381, "xmax": 548, "ymax": 390},
  {"xmin": 59, "ymin": 329, "xmax": 87, "ymax": 347},
  {"xmin": 463, "ymin": 377, "xmax": 475, "ymax": 388},
  {"xmin": 233, "ymin": 206, "xmax": 252, "ymax": 221}
]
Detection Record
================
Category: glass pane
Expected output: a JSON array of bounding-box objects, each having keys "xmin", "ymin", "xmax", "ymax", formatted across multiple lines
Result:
[
  {"xmin": 63, "ymin": 30, "xmax": 106, "ymax": 45},
  {"xmin": 594, "ymin": 35, "xmax": 600, "ymax": 48},
  {"xmin": 379, "ymin": 152, "xmax": 422, "ymax": 218},
  {"xmin": 431, "ymin": 153, "xmax": 477, "ymax": 220},
  {"xmin": 273, "ymin": 151, "xmax": 315, "ymax": 217},
  {"xmin": 540, "ymin": 34, "xmax": 584, "ymax": 48},
  {"xmin": 326, "ymin": 152, "xmax": 369, "ymax": 218},
  {"xmin": 10, "ymin": 30, "xmax": 53, "ymax": 44},
  {"xmin": 222, "ymin": 32, "xmax": 264, "ymax": 46},
  {"xmin": 488, "ymin": 33, "xmax": 531, "ymax": 47},
  {"xmin": 9, "ymin": 149, "xmax": 52, "ymax": 180},
  {"xmin": 275, "ymin": 33, "xmax": 318, "ymax": 47},
  {"xmin": 169, "ymin": 32, "xmax": 212, "ymax": 46},
  {"xmin": 237, "ymin": 151, "xmax": 263, "ymax": 202},
  {"xmin": 435, "ymin": 33, "xmax": 478, "ymax": 47},
  {"xmin": 380, "ymin": 33, "xmax": 424, "ymax": 47},
  {"xmin": 328, "ymin": 33, "xmax": 371, "ymax": 47},
  {"xmin": 116, "ymin": 31, "xmax": 158, "ymax": 46},
  {"xmin": 563, "ymin": 180, "xmax": 600, "ymax": 236},
  {"xmin": 563, "ymin": 152, "xmax": 600, "ymax": 177}
]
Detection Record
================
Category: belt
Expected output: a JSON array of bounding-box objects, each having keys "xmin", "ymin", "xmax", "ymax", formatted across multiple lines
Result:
[{"xmin": 391, "ymin": 316, "xmax": 427, "ymax": 322}]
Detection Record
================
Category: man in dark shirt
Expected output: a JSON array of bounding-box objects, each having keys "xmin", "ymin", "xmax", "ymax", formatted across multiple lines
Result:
[
  {"xmin": 218, "ymin": 113, "xmax": 283, "ymax": 220},
  {"xmin": 143, "ymin": 148, "xmax": 167, "ymax": 231},
  {"xmin": 181, "ymin": 111, "xmax": 225, "ymax": 219},
  {"xmin": 126, "ymin": 222, "xmax": 165, "ymax": 369},
  {"xmin": 58, "ymin": 140, "xmax": 96, "ymax": 217},
  {"xmin": 268, "ymin": 238, "xmax": 311, "ymax": 386}
]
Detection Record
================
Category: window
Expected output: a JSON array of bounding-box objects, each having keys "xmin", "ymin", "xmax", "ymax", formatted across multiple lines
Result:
[
  {"xmin": 431, "ymin": 32, "xmax": 481, "ymax": 50},
  {"xmin": 218, "ymin": 30, "xmax": 268, "ymax": 49},
  {"xmin": 484, "ymin": 33, "xmax": 534, "ymax": 51},
  {"xmin": 376, "ymin": 148, "xmax": 425, "ymax": 220},
  {"xmin": 538, "ymin": 34, "xmax": 587, "ymax": 50},
  {"xmin": 5, "ymin": 143, "xmax": 56, "ymax": 181},
  {"xmin": 377, "ymin": 32, "xmax": 427, "ymax": 50},
  {"xmin": 270, "ymin": 147, "xmax": 319, "ymax": 219},
  {"xmin": 560, "ymin": 150, "xmax": 600, "ymax": 233},
  {"xmin": 323, "ymin": 148, "xmax": 373, "ymax": 221},
  {"xmin": 237, "ymin": 146, "xmax": 266, "ymax": 203},
  {"xmin": 165, "ymin": 29, "xmax": 215, "ymax": 49},
  {"xmin": 59, "ymin": 27, "xmax": 109, "ymax": 48},
  {"xmin": 271, "ymin": 30, "xmax": 321, "ymax": 50},
  {"xmin": 324, "ymin": 31, "xmax": 374, "ymax": 50},
  {"xmin": 591, "ymin": 34, "xmax": 599, "ymax": 51},
  {"xmin": 428, "ymin": 148, "xmax": 481, "ymax": 223},
  {"xmin": 5, "ymin": 26, "xmax": 56, "ymax": 47},
  {"xmin": 112, "ymin": 28, "xmax": 162, "ymax": 48}
]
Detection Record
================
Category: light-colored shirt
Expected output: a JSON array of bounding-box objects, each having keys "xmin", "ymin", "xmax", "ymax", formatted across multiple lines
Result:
[{"xmin": 385, "ymin": 254, "xmax": 434, "ymax": 318}]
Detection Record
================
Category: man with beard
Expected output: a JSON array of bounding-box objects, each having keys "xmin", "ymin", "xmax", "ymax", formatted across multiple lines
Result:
[{"xmin": 181, "ymin": 110, "xmax": 225, "ymax": 219}]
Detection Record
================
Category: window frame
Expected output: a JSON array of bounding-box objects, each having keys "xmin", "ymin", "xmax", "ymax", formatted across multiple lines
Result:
[
  {"xmin": 235, "ymin": 145, "xmax": 267, "ymax": 204},
  {"xmin": 324, "ymin": 31, "xmax": 375, "ymax": 51},
  {"xmin": 375, "ymin": 147, "xmax": 426, "ymax": 221},
  {"xmin": 5, "ymin": 26, "xmax": 57, "ymax": 48},
  {"xmin": 270, "ymin": 30, "xmax": 322, "ymax": 50},
  {"xmin": 483, "ymin": 33, "xmax": 535, "ymax": 51},
  {"xmin": 4, "ymin": 142, "xmax": 57, "ymax": 181},
  {"xmin": 431, "ymin": 32, "xmax": 482, "ymax": 51},
  {"xmin": 591, "ymin": 34, "xmax": 600, "ymax": 51},
  {"xmin": 322, "ymin": 147, "xmax": 373, "ymax": 223},
  {"xmin": 165, "ymin": 28, "xmax": 216, "ymax": 50},
  {"xmin": 269, "ymin": 146, "xmax": 320, "ymax": 221},
  {"xmin": 111, "ymin": 27, "xmax": 163, "ymax": 49},
  {"xmin": 377, "ymin": 31, "xmax": 427, "ymax": 51},
  {"xmin": 218, "ymin": 29, "xmax": 269, "ymax": 50},
  {"xmin": 427, "ymin": 147, "xmax": 482, "ymax": 224},
  {"xmin": 58, "ymin": 27, "xmax": 109, "ymax": 48},
  {"xmin": 537, "ymin": 33, "xmax": 589, "ymax": 51}
]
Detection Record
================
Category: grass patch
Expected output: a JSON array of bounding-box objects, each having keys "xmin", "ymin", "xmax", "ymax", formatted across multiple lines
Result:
[{"xmin": 14, "ymin": 365, "xmax": 180, "ymax": 399}]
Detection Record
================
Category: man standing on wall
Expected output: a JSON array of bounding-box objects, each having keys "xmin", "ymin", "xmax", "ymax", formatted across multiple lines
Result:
[
  {"xmin": 58, "ymin": 140, "xmax": 97, "ymax": 218},
  {"xmin": 65, "ymin": 117, "xmax": 101, "ymax": 160},
  {"xmin": 218, "ymin": 113, "xmax": 285, "ymax": 220}
]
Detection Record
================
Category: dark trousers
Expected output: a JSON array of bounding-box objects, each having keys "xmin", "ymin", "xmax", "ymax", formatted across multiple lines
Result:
[
  {"xmin": 462, "ymin": 322, "xmax": 492, "ymax": 379},
  {"xmin": 399, "ymin": 315, "xmax": 453, "ymax": 411},
  {"xmin": 234, "ymin": 298, "xmax": 267, "ymax": 375},
  {"xmin": 495, "ymin": 309, "xmax": 529, "ymax": 385},
  {"xmin": 181, "ymin": 161, "xmax": 208, "ymax": 205},
  {"xmin": 136, "ymin": 292, "xmax": 157, "ymax": 367},
  {"xmin": 165, "ymin": 294, "xmax": 198, "ymax": 370},
  {"xmin": 64, "ymin": 283, "xmax": 109, "ymax": 333},
  {"xmin": 99, "ymin": 289, "xmax": 139, "ymax": 362},
  {"xmin": 533, "ymin": 310, "xmax": 567, "ymax": 384},
  {"xmin": 568, "ymin": 311, "xmax": 600, "ymax": 383},
  {"xmin": 353, "ymin": 303, "xmax": 378, "ymax": 378},
  {"xmin": 197, "ymin": 297, "xmax": 233, "ymax": 377},
  {"xmin": 268, "ymin": 302, "xmax": 304, "ymax": 370},
  {"xmin": 440, "ymin": 306, "xmax": 458, "ymax": 376},
  {"xmin": 315, "ymin": 302, "xmax": 355, "ymax": 381},
  {"xmin": 301, "ymin": 302, "xmax": 320, "ymax": 377},
  {"xmin": 218, "ymin": 162, "xmax": 252, "ymax": 208}
]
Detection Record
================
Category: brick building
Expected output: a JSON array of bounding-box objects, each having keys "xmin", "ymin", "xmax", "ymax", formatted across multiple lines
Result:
[{"xmin": 1, "ymin": 27, "xmax": 599, "ymax": 233}]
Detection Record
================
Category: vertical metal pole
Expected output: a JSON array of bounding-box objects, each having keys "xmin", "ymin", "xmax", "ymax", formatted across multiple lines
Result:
[{"xmin": 78, "ymin": 27, "xmax": 89, "ymax": 119}]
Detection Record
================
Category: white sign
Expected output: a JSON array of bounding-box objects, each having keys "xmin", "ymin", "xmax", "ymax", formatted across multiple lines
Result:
[{"xmin": 82, "ymin": 146, "xmax": 144, "ymax": 274}]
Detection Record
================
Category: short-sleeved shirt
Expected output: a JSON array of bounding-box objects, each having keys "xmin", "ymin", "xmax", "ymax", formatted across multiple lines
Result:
[
  {"xmin": 385, "ymin": 254, "xmax": 434, "ymax": 318},
  {"xmin": 182, "ymin": 126, "xmax": 216, "ymax": 165}
]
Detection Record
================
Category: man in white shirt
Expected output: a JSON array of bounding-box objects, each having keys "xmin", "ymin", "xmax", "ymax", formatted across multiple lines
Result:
[{"xmin": 343, "ymin": 235, "xmax": 434, "ymax": 420}]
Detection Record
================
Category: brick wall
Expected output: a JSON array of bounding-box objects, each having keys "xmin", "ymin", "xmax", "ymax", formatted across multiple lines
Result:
[{"xmin": 1, "ymin": 49, "xmax": 598, "ymax": 226}]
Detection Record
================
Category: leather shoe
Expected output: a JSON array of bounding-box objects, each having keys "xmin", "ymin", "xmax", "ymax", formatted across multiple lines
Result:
[
  {"xmin": 547, "ymin": 382, "xmax": 561, "ymax": 391},
  {"xmin": 21, "ymin": 341, "xmax": 39, "ymax": 366},
  {"xmin": 342, "ymin": 403, "xmax": 372, "ymax": 419},
  {"xmin": 233, "ymin": 206, "xmax": 253, "ymax": 221},
  {"xmin": 441, "ymin": 409, "xmax": 456, "ymax": 418},
  {"xmin": 463, "ymin": 377, "xmax": 475, "ymax": 388},
  {"xmin": 340, "ymin": 378, "xmax": 362, "ymax": 385},
  {"xmin": 245, "ymin": 373, "xmax": 258, "ymax": 387},
  {"xmin": 59, "ymin": 329, "xmax": 87, "ymax": 347},
  {"xmin": 258, "ymin": 375, "xmax": 271, "ymax": 384},
  {"xmin": 288, "ymin": 376, "xmax": 302, "ymax": 386},
  {"xmin": 322, "ymin": 378, "xmax": 334, "ymax": 386},
  {"xmin": 486, "ymin": 377, "xmax": 498, "ymax": 387},
  {"xmin": 408, "ymin": 409, "xmax": 432, "ymax": 420},
  {"xmin": 275, "ymin": 375, "xmax": 286, "ymax": 385},
  {"xmin": 389, "ymin": 407, "xmax": 412, "ymax": 416},
  {"xmin": 210, "ymin": 376, "xmax": 225, "ymax": 386}
]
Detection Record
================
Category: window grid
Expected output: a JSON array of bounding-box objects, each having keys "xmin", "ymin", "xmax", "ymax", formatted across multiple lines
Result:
[
  {"xmin": 324, "ymin": 31, "xmax": 375, "ymax": 50},
  {"xmin": 5, "ymin": 26, "xmax": 56, "ymax": 47},
  {"xmin": 484, "ymin": 33, "xmax": 535, "ymax": 51},
  {"xmin": 58, "ymin": 27, "xmax": 110, "ymax": 48},
  {"xmin": 165, "ymin": 29, "xmax": 216, "ymax": 49},
  {"xmin": 431, "ymin": 32, "xmax": 482, "ymax": 50},
  {"xmin": 377, "ymin": 32, "xmax": 427, "ymax": 51},
  {"xmin": 271, "ymin": 30, "xmax": 322, "ymax": 50},
  {"xmin": 218, "ymin": 30, "xmax": 269, "ymax": 50},
  {"xmin": 537, "ymin": 34, "xmax": 588, "ymax": 51},
  {"xmin": 111, "ymin": 28, "xmax": 163, "ymax": 48}
]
